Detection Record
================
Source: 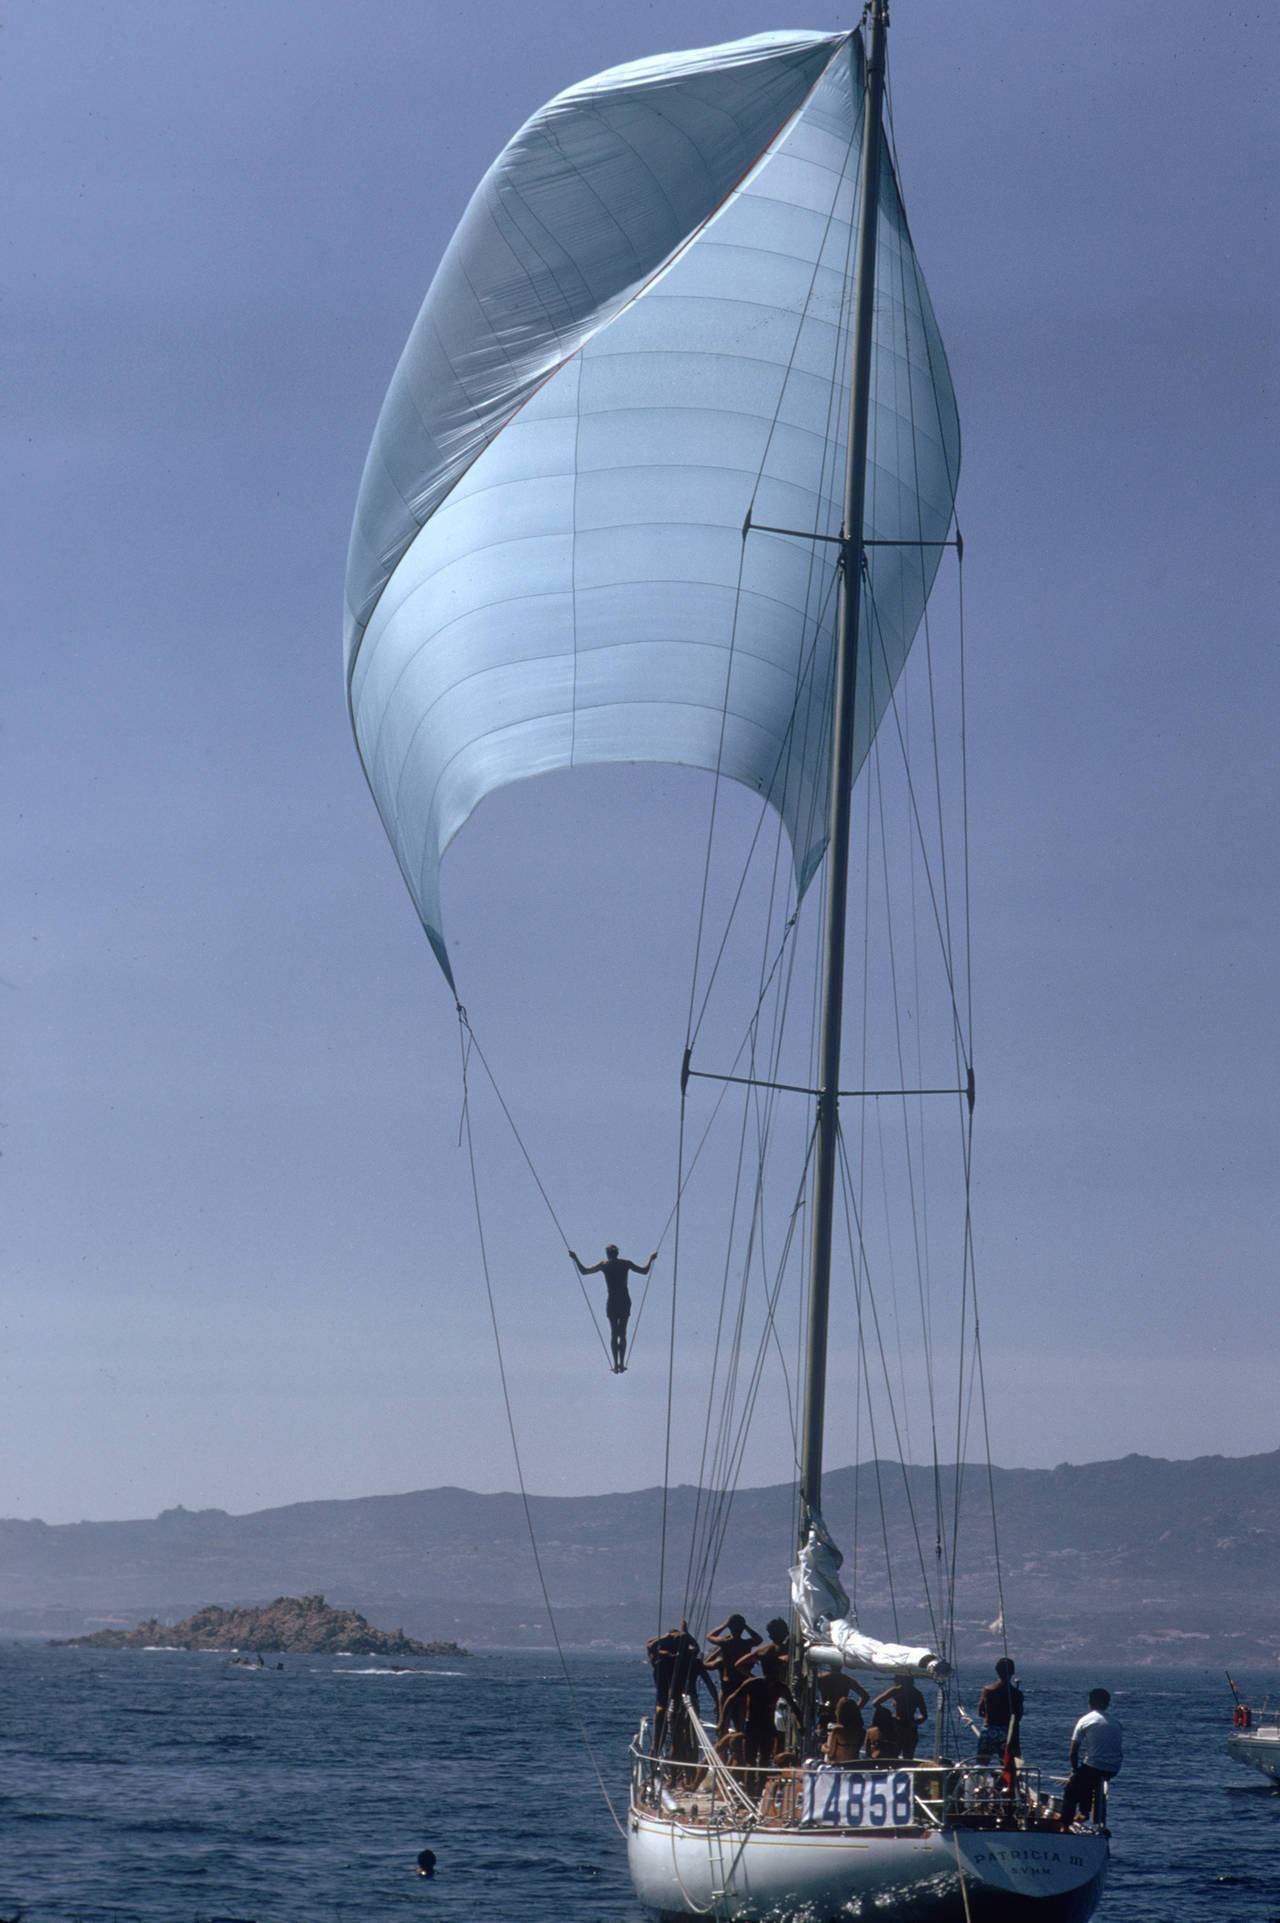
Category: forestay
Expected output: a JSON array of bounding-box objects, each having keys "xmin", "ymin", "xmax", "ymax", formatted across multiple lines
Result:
[{"xmin": 346, "ymin": 30, "xmax": 959, "ymax": 984}]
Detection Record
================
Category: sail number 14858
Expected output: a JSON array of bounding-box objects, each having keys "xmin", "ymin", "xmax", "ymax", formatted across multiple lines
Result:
[{"xmin": 802, "ymin": 1768, "xmax": 915, "ymax": 1828}]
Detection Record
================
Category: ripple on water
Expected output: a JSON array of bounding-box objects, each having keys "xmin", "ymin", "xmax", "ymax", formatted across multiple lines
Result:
[{"xmin": 2, "ymin": 1650, "xmax": 1278, "ymax": 1922}]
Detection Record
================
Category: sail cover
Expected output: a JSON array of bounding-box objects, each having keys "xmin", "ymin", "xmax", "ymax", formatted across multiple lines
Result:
[
  {"xmin": 346, "ymin": 30, "xmax": 959, "ymax": 984},
  {"xmin": 792, "ymin": 1515, "xmax": 950, "ymax": 1680}
]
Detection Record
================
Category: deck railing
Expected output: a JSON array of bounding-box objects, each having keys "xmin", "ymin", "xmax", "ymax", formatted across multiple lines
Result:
[{"xmin": 630, "ymin": 1726, "xmax": 1089, "ymax": 1836}]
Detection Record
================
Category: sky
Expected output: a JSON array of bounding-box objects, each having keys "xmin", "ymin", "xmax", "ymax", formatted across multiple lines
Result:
[{"xmin": 5, "ymin": 1, "xmax": 1277, "ymax": 1525}]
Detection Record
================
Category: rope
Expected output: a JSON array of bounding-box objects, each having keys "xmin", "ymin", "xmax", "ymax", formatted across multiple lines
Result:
[
  {"xmin": 454, "ymin": 1009, "xmax": 625, "ymax": 1836},
  {"xmin": 454, "ymin": 1002, "xmax": 612, "ymax": 1368},
  {"xmin": 863, "ymin": 570, "xmax": 969, "ymax": 1072},
  {"xmin": 655, "ymin": 1087, "xmax": 687, "ymax": 1631},
  {"xmin": 836, "ymin": 1123, "xmax": 944, "ymax": 1654},
  {"xmin": 951, "ymin": 1829, "xmax": 977, "ymax": 1923},
  {"xmin": 668, "ymin": 117, "xmax": 863, "ymax": 1630}
]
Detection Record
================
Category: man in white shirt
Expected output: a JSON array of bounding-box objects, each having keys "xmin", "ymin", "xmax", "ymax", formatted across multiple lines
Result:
[{"xmin": 1061, "ymin": 1687, "xmax": 1123, "ymax": 1828}]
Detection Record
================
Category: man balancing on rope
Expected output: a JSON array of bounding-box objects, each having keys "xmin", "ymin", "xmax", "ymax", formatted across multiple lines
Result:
[{"xmin": 568, "ymin": 1243, "xmax": 656, "ymax": 1373}]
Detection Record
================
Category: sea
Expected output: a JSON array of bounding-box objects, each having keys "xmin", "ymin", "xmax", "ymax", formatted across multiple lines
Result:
[{"xmin": 0, "ymin": 1645, "xmax": 1275, "ymax": 1923}]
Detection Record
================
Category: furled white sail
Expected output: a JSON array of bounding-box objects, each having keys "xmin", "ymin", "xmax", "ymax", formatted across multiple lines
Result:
[
  {"xmin": 791, "ymin": 1516, "xmax": 950, "ymax": 1681},
  {"xmin": 346, "ymin": 30, "xmax": 959, "ymax": 983}
]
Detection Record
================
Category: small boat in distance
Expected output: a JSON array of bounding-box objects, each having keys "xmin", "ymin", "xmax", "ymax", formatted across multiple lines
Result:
[{"xmin": 1227, "ymin": 1677, "xmax": 1280, "ymax": 1784}]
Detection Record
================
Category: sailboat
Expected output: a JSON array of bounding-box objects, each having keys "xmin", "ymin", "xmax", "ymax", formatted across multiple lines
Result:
[{"xmin": 345, "ymin": 7, "xmax": 1110, "ymax": 1919}]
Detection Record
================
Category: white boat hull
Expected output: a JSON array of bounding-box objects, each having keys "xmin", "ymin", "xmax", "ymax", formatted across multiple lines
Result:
[
  {"xmin": 628, "ymin": 1810, "xmax": 1108, "ymax": 1921},
  {"xmin": 1227, "ymin": 1730, "xmax": 1280, "ymax": 1782}
]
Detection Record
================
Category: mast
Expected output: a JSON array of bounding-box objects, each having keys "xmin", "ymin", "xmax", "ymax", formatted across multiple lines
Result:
[{"xmin": 798, "ymin": 0, "xmax": 889, "ymax": 1540}]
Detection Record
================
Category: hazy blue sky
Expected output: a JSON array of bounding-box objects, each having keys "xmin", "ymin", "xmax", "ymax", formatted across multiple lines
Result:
[{"xmin": 5, "ymin": 1, "xmax": 1276, "ymax": 1524}]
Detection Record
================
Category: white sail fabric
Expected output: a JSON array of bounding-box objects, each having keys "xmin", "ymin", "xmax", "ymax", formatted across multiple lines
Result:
[
  {"xmin": 346, "ymin": 29, "xmax": 959, "ymax": 983},
  {"xmin": 791, "ymin": 1516, "xmax": 950, "ymax": 1681}
]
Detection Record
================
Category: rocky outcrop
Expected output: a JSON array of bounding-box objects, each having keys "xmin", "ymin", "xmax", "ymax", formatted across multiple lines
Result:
[{"xmin": 51, "ymin": 1592, "xmax": 466, "ymax": 1656}]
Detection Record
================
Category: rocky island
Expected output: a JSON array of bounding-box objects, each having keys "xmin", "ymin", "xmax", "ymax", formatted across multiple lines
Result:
[{"xmin": 51, "ymin": 1593, "xmax": 467, "ymax": 1657}]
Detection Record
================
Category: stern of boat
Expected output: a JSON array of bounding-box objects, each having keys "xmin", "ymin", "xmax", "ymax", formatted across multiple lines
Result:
[{"xmin": 628, "ymin": 1731, "xmax": 1108, "ymax": 1922}]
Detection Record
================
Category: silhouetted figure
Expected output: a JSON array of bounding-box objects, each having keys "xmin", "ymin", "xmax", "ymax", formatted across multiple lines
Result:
[
  {"xmin": 722, "ymin": 1624, "xmax": 798, "ymax": 1771},
  {"xmin": 570, "ymin": 1244, "xmax": 656, "ymax": 1371},
  {"xmin": 872, "ymin": 1675, "xmax": 928, "ymax": 1760},
  {"xmin": 704, "ymin": 1615, "xmax": 762, "ymax": 1735},
  {"xmin": 647, "ymin": 1621, "xmax": 716, "ymax": 1760},
  {"xmin": 1061, "ymin": 1687, "xmax": 1123, "ymax": 1828},
  {"xmin": 976, "ymin": 1655, "xmax": 1024, "ymax": 1763},
  {"xmin": 416, "ymin": 1846, "xmax": 437, "ymax": 1877}
]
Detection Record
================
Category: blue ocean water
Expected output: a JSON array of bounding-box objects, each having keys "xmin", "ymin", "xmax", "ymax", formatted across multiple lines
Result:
[{"xmin": 0, "ymin": 1645, "xmax": 1275, "ymax": 1922}]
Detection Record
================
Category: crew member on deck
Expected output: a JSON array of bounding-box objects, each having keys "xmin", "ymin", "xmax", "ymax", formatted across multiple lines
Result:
[
  {"xmin": 722, "ymin": 1619, "xmax": 799, "ymax": 1768},
  {"xmin": 704, "ymin": 1615, "xmax": 763, "ymax": 1735},
  {"xmin": 647, "ymin": 1620, "xmax": 716, "ymax": 1760},
  {"xmin": 824, "ymin": 1696, "xmax": 866, "ymax": 1763},
  {"xmin": 976, "ymin": 1655, "xmax": 1024, "ymax": 1762},
  {"xmin": 1061, "ymin": 1687, "xmax": 1123, "ymax": 1829},
  {"xmin": 569, "ymin": 1244, "xmax": 655, "ymax": 1373},
  {"xmin": 871, "ymin": 1675, "xmax": 929, "ymax": 1759}
]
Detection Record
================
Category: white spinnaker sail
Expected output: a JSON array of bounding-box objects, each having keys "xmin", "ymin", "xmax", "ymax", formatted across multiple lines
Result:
[{"xmin": 345, "ymin": 30, "xmax": 959, "ymax": 984}]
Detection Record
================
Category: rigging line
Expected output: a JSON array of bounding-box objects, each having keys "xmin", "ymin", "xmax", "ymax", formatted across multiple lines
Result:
[
  {"xmin": 745, "ymin": 110, "xmax": 861, "ymax": 530},
  {"xmin": 686, "ymin": 770, "xmax": 816, "ymax": 1614},
  {"xmin": 864, "ymin": 568, "xmax": 969, "ymax": 1070},
  {"xmin": 889, "ymin": 139, "xmax": 961, "ymax": 1044},
  {"xmin": 630, "ymin": 903, "xmax": 804, "ymax": 1361},
  {"xmin": 966, "ymin": 1154, "xmax": 1009, "ymax": 1660},
  {"xmin": 453, "ymin": 1012, "xmax": 625, "ymax": 1837},
  {"xmin": 836, "ymin": 1122, "xmax": 943, "ymax": 1652},
  {"xmin": 686, "ymin": 564, "xmax": 839, "ymax": 1050},
  {"xmin": 456, "ymin": 1006, "xmax": 611, "ymax": 1365},
  {"xmin": 682, "ymin": 1070, "xmax": 765, "ymax": 1613},
  {"xmin": 688, "ymin": 552, "xmax": 836, "ymax": 1613},
  {"xmin": 849, "ymin": 731, "xmax": 906, "ymax": 1636},
  {"xmin": 958, "ymin": 539, "xmax": 974, "ymax": 1061},
  {"xmin": 882, "ymin": 68, "xmax": 961, "ymax": 511},
  {"xmin": 684, "ymin": 970, "xmax": 811, "ymax": 1607},
  {"xmin": 944, "ymin": 1054, "xmax": 980, "ymax": 1644},
  {"xmin": 728, "ymin": 774, "xmax": 814, "ymax": 1499},
  {"xmin": 639, "ymin": 701, "xmax": 815, "ymax": 1349},
  {"xmin": 886, "ymin": 207, "xmax": 944, "ymax": 1404},
  {"xmin": 686, "ymin": 1134, "xmax": 816, "ymax": 1627},
  {"xmin": 630, "ymin": 888, "xmax": 803, "ymax": 1358},
  {"xmin": 871, "ymin": 1086, "xmax": 912, "ymax": 1466},
  {"xmin": 753, "ymin": 922, "xmax": 809, "ymax": 1467},
  {"xmin": 683, "ymin": 529, "xmax": 751, "ymax": 1051},
  {"xmin": 885, "ymin": 91, "xmax": 975, "ymax": 1094},
  {"xmin": 656, "ymin": 1085, "xmax": 689, "ymax": 1635},
  {"xmin": 859, "ymin": 728, "xmax": 913, "ymax": 1467},
  {"xmin": 683, "ymin": 110, "xmax": 860, "ymax": 1056},
  {"xmin": 692, "ymin": 1075, "xmax": 769, "ymax": 1614},
  {"xmin": 868, "ymin": 678, "xmax": 935, "ymax": 1416},
  {"xmin": 687, "ymin": 96, "xmax": 861, "ymax": 1055},
  {"xmin": 854, "ymin": 1262, "xmax": 901, "ymax": 1637},
  {"xmin": 868, "ymin": 675, "xmax": 947, "ymax": 1576},
  {"xmin": 945, "ymin": 1116, "xmax": 972, "ymax": 1667}
]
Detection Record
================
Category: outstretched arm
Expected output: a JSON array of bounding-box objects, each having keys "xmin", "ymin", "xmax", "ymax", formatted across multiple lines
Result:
[{"xmin": 569, "ymin": 1251, "xmax": 604, "ymax": 1275}]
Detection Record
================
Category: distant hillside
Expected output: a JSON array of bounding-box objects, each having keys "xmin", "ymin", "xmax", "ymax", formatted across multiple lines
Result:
[{"xmin": 5, "ymin": 1450, "xmax": 1277, "ymax": 1665}]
